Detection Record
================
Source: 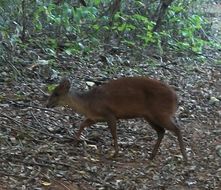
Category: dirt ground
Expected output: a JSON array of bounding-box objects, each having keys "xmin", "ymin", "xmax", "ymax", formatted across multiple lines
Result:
[{"xmin": 0, "ymin": 1, "xmax": 221, "ymax": 190}]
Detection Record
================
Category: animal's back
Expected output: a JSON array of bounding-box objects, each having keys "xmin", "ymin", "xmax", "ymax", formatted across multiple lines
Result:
[{"xmin": 86, "ymin": 77, "xmax": 177, "ymax": 119}]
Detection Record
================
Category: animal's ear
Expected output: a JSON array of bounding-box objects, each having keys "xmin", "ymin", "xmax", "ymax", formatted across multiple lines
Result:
[{"xmin": 58, "ymin": 78, "xmax": 71, "ymax": 93}]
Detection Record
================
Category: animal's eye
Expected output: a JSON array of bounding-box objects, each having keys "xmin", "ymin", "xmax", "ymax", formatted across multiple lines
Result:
[{"xmin": 53, "ymin": 92, "xmax": 59, "ymax": 97}]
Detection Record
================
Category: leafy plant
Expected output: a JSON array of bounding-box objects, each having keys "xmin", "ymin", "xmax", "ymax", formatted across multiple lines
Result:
[
  {"xmin": 0, "ymin": 0, "xmax": 218, "ymax": 59},
  {"xmin": 164, "ymin": 3, "xmax": 209, "ymax": 54}
]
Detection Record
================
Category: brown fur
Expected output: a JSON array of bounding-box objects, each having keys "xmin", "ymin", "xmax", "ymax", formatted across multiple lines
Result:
[{"xmin": 46, "ymin": 77, "xmax": 187, "ymax": 161}]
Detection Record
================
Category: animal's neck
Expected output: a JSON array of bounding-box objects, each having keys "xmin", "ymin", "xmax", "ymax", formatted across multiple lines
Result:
[{"xmin": 66, "ymin": 89, "xmax": 89, "ymax": 114}]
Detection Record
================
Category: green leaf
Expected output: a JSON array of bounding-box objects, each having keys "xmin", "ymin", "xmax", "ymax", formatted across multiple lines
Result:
[
  {"xmin": 94, "ymin": 0, "xmax": 101, "ymax": 6},
  {"xmin": 92, "ymin": 24, "xmax": 100, "ymax": 30},
  {"xmin": 47, "ymin": 84, "xmax": 57, "ymax": 92},
  {"xmin": 132, "ymin": 14, "xmax": 148, "ymax": 23},
  {"xmin": 122, "ymin": 40, "xmax": 135, "ymax": 46}
]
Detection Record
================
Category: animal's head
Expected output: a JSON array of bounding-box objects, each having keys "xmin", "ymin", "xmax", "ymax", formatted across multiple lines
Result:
[{"xmin": 46, "ymin": 78, "xmax": 71, "ymax": 108}]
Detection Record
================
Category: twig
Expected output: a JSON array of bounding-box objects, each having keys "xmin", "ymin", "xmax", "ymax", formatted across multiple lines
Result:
[
  {"xmin": 7, "ymin": 156, "xmax": 72, "ymax": 169},
  {"xmin": 10, "ymin": 101, "xmax": 74, "ymax": 118},
  {"xmin": 30, "ymin": 111, "xmax": 49, "ymax": 133},
  {"xmin": 50, "ymin": 179, "xmax": 72, "ymax": 190},
  {"xmin": 0, "ymin": 113, "xmax": 72, "ymax": 140},
  {"xmin": 8, "ymin": 157, "xmax": 57, "ymax": 168},
  {"xmin": 12, "ymin": 167, "xmax": 42, "ymax": 189},
  {"xmin": 0, "ymin": 116, "xmax": 41, "ymax": 142},
  {"xmin": 0, "ymin": 171, "xmax": 28, "ymax": 179},
  {"xmin": 37, "ymin": 157, "xmax": 73, "ymax": 168},
  {"xmin": 2, "ymin": 55, "xmax": 21, "ymax": 76}
]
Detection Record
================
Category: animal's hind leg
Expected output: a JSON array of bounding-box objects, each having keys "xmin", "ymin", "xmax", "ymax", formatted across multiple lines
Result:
[
  {"xmin": 157, "ymin": 117, "xmax": 187, "ymax": 162},
  {"xmin": 169, "ymin": 120, "xmax": 187, "ymax": 162}
]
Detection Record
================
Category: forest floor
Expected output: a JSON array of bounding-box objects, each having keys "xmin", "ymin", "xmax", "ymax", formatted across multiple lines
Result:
[{"xmin": 0, "ymin": 2, "xmax": 221, "ymax": 190}]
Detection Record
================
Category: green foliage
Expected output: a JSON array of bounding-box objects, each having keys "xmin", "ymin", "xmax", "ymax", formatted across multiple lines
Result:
[
  {"xmin": 0, "ymin": 0, "xmax": 218, "ymax": 58},
  {"xmin": 47, "ymin": 84, "xmax": 57, "ymax": 93},
  {"xmin": 165, "ymin": 3, "xmax": 209, "ymax": 54},
  {"xmin": 32, "ymin": 2, "xmax": 100, "ymax": 53},
  {"xmin": 96, "ymin": 0, "xmax": 211, "ymax": 55},
  {"xmin": 131, "ymin": 14, "xmax": 156, "ymax": 44},
  {"xmin": 0, "ymin": 0, "xmax": 22, "ymax": 43}
]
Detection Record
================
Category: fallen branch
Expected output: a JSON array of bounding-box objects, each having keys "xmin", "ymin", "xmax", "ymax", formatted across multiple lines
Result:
[{"xmin": 0, "ymin": 113, "xmax": 73, "ymax": 140}]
